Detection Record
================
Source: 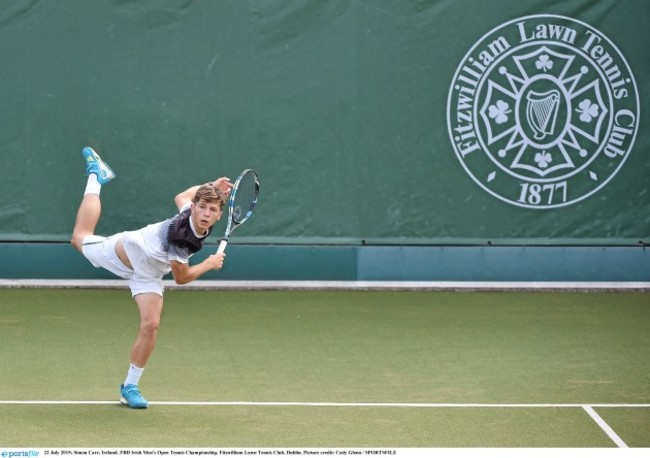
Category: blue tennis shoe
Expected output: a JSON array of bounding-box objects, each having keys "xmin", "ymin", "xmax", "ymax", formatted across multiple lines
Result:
[
  {"xmin": 120, "ymin": 384, "xmax": 149, "ymax": 409},
  {"xmin": 82, "ymin": 146, "xmax": 116, "ymax": 184}
]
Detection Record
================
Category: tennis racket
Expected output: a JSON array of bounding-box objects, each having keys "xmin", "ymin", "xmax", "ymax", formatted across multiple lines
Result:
[{"xmin": 217, "ymin": 169, "xmax": 260, "ymax": 254}]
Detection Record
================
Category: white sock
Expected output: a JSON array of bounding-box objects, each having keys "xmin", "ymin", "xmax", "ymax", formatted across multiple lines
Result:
[
  {"xmin": 84, "ymin": 174, "xmax": 101, "ymax": 196},
  {"xmin": 124, "ymin": 363, "xmax": 145, "ymax": 387}
]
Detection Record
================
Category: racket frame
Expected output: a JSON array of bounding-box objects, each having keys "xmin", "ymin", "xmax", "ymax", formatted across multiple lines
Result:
[{"xmin": 217, "ymin": 169, "xmax": 259, "ymax": 253}]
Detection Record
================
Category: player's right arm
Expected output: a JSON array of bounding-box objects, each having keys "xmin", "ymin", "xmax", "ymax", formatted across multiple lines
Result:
[{"xmin": 169, "ymin": 254, "xmax": 225, "ymax": 285}]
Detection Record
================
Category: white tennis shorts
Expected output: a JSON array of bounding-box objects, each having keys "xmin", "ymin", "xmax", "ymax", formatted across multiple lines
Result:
[{"xmin": 81, "ymin": 233, "xmax": 164, "ymax": 297}]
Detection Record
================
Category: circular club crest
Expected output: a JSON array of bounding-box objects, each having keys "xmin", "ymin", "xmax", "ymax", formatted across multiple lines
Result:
[{"xmin": 447, "ymin": 14, "xmax": 639, "ymax": 208}]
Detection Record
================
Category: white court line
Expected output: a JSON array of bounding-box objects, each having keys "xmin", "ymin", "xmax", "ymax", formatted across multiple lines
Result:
[
  {"xmin": 1, "ymin": 400, "xmax": 649, "ymax": 408},
  {"xmin": 3, "ymin": 400, "xmax": 642, "ymax": 447},
  {"xmin": 1, "ymin": 399, "xmax": 645, "ymax": 446},
  {"xmin": 0, "ymin": 401, "xmax": 117, "ymax": 405},
  {"xmin": 583, "ymin": 405, "xmax": 628, "ymax": 448}
]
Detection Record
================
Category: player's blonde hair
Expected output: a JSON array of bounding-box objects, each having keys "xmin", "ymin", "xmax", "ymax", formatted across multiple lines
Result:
[{"xmin": 193, "ymin": 183, "xmax": 227, "ymax": 209}]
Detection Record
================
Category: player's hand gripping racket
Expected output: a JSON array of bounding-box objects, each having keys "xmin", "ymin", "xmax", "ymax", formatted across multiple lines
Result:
[{"xmin": 217, "ymin": 169, "xmax": 260, "ymax": 254}]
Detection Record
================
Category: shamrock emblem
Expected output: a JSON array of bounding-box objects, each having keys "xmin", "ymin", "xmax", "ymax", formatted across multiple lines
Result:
[
  {"xmin": 534, "ymin": 151, "xmax": 552, "ymax": 169},
  {"xmin": 535, "ymin": 55, "xmax": 553, "ymax": 72},
  {"xmin": 576, "ymin": 99, "xmax": 599, "ymax": 122},
  {"xmin": 488, "ymin": 100, "xmax": 511, "ymax": 124}
]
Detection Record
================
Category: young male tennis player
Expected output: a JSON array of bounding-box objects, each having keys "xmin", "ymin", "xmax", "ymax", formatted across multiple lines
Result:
[{"xmin": 71, "ymin": 147, "xmax": 232, "ymax": 409}]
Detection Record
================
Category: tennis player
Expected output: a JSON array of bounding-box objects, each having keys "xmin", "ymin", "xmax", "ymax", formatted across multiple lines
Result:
[{"xmin": 71, "ymin": 147, "xmax": 232, "ymax": 409}]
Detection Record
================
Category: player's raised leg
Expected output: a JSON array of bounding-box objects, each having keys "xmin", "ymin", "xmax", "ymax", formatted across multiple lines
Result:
[{"xmin": 71, "ymin": 147, "xmax": 116, "ymax": 252}]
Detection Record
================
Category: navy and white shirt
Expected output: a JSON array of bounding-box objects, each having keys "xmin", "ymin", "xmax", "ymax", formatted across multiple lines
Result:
[{"xmin": 121, "ymin": 204, "xmax": 211, "ymax": 279}]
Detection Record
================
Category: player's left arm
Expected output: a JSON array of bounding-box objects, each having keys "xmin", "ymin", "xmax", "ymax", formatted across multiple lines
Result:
[
  {"xmin": 174, "ymin": 178, "xmax": 233, "ymax": 211},
  {"xmin": 174, "ymin": 186, "xmax": 200, "ymax": 211}
]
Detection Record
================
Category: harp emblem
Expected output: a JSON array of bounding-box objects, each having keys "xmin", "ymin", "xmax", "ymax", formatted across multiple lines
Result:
[{"xmin": 525, "ymin": 90, "xmax": 560, "ymax": 140}]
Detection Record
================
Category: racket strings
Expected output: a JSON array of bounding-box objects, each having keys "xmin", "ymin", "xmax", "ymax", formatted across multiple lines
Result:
[{"xmin": 232, "ymin": 172, "xmax": 258, "ymax": 223}]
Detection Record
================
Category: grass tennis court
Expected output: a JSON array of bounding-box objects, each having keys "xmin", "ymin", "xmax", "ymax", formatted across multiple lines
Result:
[{"xmin": 0, "ymin": 288, "xmax": 648, "ymax": 447}]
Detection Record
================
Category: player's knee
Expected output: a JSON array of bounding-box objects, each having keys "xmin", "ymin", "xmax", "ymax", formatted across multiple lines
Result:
[{"xmin": 140, "ymin": 316, "xmax": 160, "ymax": 334}]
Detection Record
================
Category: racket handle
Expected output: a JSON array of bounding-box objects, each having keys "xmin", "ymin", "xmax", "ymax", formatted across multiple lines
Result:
[{"xmin": 217, "ymin": 238, "xmax": 228, "ymax": 254}]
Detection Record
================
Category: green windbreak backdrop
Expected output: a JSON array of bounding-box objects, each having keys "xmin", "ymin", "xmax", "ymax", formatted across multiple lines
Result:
[{"xmin": 0, "ymin": 0, "xmax": 648, "ymax": 246}]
